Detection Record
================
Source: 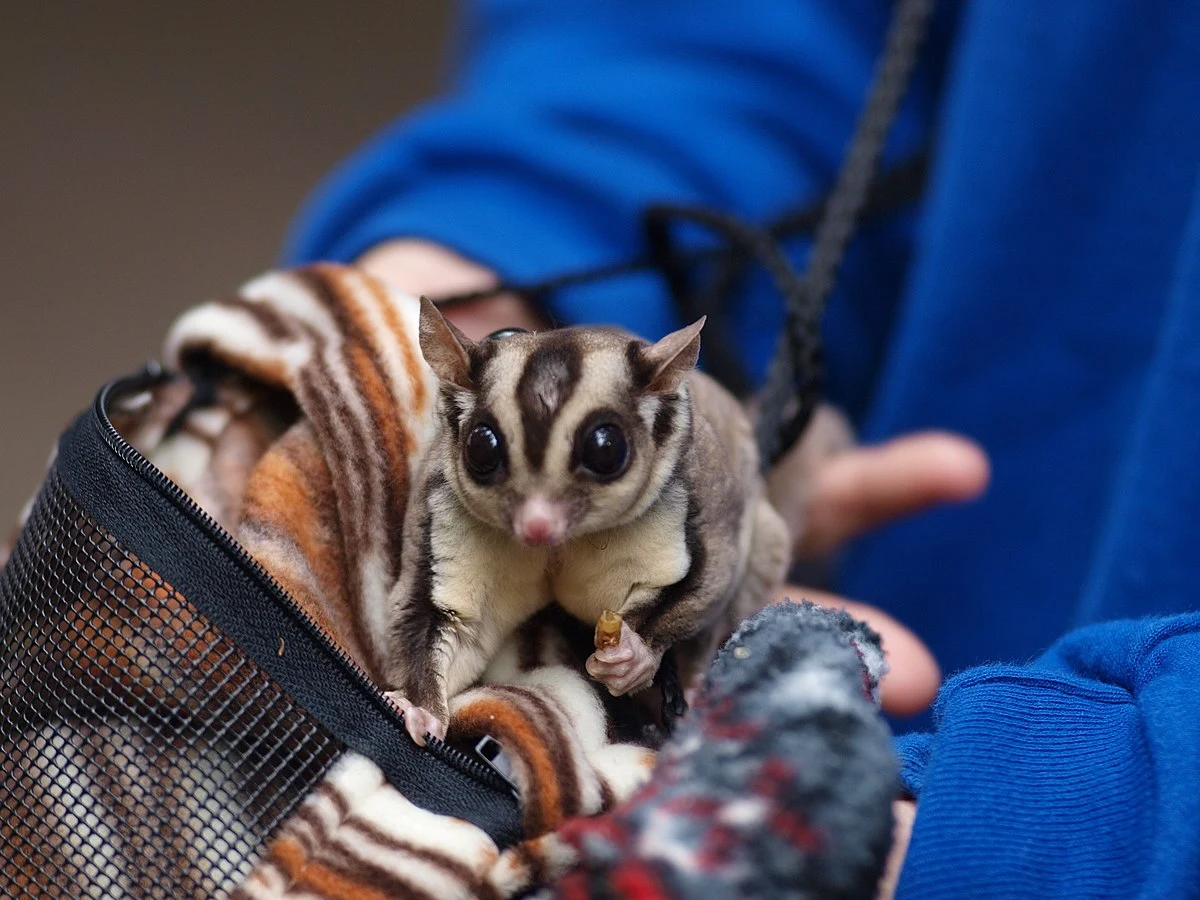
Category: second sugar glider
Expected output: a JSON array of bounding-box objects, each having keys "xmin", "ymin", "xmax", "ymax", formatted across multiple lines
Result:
[{"xmin": 385, "ymin": 298, "xmax": 790, "ymax": 745}]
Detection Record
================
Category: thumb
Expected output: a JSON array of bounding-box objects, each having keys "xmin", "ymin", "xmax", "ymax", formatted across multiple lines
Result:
[
  {"xmin": 776, "ymin": 587, "xmax": 941, "ymax": 717},
  {"xmin": 797, "ymin": 431, "xmax": 989, "ymax": 557}
]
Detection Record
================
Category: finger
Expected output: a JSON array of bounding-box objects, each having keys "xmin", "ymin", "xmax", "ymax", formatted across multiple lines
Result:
[
  {"xmin": 427, "ymin": 714, "xmax": 448, "ymax": 744},
  {"xmin": 775, "ymin": 587, "xmax": 941, "ymax": 717},
  {"xmin": 358, "ymin": 238, "xmax": 497, "ymax": 301},
  {"xmin": 587, "ymin": 658, "xmax": 629, "ymax": 679},
  {"xmin": 587, "ymin": 654, "xmax": 626, "ymax": 678},
  {"xmin": 356, "ymin": 238, "xmax": 548, "ymax": 339},
  {"xmin": 606, "ymin": 672, "xmax": 653, "ymax": 697},
  {"xmin": 799, "ymin": 431, "xmax": 989, "ymax": 557},
  {"xmin": 877, "ymin": 800, "xmax": 916, "ymax": 899},
  {"xmin": 595, "ymin": 646, "xmax": 635, "ymax": 664},
  {"xmin": 405, "ymin": 710, "xmax": 430, "ymax": 747},
  {"xmin": 444, "ymin": 295, "xmax": 548, "ymax": 340}
]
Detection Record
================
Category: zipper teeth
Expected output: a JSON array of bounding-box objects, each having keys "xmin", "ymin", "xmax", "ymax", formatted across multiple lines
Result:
[{"xmin": 93, "ymin": 368, "xmax": 516, "ymax": 799}]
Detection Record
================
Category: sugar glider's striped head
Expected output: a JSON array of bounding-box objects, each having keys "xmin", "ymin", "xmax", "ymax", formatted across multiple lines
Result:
[{"xmin": 418, "ymin": 297, "xmax": 703, "ymax": 546}]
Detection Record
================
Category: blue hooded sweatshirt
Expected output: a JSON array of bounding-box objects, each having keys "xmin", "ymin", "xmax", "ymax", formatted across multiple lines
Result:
[{"xmin": 286, "ymin": 1, "xmax": 1200, "ymax": 894}]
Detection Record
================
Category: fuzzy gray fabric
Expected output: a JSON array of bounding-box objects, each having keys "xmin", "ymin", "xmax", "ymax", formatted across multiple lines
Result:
[{"xmin": 547, "ymin": 601, "xmax": 898, "ymax": 899}]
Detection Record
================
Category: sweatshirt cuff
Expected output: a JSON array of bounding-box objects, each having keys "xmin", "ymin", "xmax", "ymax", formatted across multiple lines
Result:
[{"xmin": 895, "ymin": 668, "xmax": 1148, "ymax": 897}]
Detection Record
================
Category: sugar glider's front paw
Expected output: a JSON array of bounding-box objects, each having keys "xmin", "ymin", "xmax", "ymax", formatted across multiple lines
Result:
[
  {"xmin": 384, "ymin": 691, "xmax": 447, "ymax": 747},
  {"xmin": 586, "ymin": 623, "xmax": 660, "ymax": 696}
]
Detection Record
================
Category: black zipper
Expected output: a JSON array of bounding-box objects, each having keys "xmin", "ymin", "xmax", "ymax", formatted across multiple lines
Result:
[{"xmin": 93, "ymin": 365, "xmax": 517, "ymax": 801}]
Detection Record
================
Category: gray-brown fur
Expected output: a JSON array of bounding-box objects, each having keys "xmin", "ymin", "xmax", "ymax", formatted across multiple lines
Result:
[{"xmin": 386, "ymin": 299, "xmax": 790, "ymax": 742}]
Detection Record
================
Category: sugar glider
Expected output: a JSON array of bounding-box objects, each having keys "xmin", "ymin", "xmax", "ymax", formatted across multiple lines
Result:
[{"xmin": 385, "ymin": 298, "xmax": 789, "ymax": 745}]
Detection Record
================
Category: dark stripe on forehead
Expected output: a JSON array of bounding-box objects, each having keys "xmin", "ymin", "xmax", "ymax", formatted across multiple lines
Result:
[{"xmin": 516, "ymin": 334, "xmax": 583, "ymax": 470}]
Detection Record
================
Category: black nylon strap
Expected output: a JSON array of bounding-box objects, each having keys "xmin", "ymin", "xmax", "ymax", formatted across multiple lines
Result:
[
  {"xmin": 433, "ymin": 0, "xmax": 935, "ymax": 469},
  {"xmin": 755, "ymin": 0, "xmax": 936, "ymax": 468},
  {"xmin": 431, "ymin": 154, "xmax": 928, "ymax": 322}
]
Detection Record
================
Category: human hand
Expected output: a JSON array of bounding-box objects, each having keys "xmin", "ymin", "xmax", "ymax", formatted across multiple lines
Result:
[
  {"xmin": 877, "ymin": 799, "xmax": 916, "ymax": 899},
  {"xmin": 781, "ymin": 432, "xmax": 980, "ymax": 891},
  {"xmin": 357, "ymin": 238, "xmax": 547, "ymax": 339},
  {"xmin": 793, "ymin": 426, "xmax": 991, "ymax": 559},
  {"xmin": 776, "ymin": 428, "xmax": 990, "ymax": 716}
]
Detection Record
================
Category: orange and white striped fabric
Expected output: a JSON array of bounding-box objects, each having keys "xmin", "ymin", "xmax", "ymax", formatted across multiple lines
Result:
[{"xmin": 113, "ymin": 264, "xmax": 655, "ymax": 898}]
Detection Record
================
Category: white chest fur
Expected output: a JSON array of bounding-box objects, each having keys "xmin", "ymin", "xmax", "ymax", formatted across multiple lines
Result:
[
  {"xmin": 431, "ymin": 481, "xmax": 691, "ymax": 640},
  {"xmin": 432, "ymin": 507, "xmax": 554, "ymax": 628},
  {"xmin": 552, "ymin": 487, "xmax": 691, "ymax": 624}
]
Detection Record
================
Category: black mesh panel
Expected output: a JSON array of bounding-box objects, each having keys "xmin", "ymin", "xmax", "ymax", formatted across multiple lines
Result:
[{"xmin": 0, "ymin": 469, "xmax": 342, "ymax": 898}]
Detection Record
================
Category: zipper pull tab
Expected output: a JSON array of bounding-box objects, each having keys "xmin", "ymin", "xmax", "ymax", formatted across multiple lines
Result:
[{"xmin": 474, "ymin": 735, "xmax": 518, "ymax": 794}]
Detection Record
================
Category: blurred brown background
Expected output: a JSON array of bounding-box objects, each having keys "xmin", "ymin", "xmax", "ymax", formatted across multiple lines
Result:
[{"xmin": 0, "ymin": 2, "xmax": 451, "ymax": 522}]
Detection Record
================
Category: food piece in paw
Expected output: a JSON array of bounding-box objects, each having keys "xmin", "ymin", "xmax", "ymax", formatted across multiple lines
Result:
[
  {"xmin": 594, "ymin": 609, "xmax": 623, "ymax": 650},
  {"xmin": 586, "ymin": 622, "xmax": 660, "ymax": 696}
]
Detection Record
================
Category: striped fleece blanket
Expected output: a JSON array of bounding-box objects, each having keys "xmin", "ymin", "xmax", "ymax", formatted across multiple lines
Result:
[{"xmin": 95, "ymin": 264, "xmax": 895, "ymax": 897}]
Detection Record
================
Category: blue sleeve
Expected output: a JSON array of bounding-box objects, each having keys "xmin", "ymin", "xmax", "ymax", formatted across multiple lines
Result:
[
  {"xmin": 894, "ymin": 614, "xmax": 1200, "ymax": 897},
  {"xmin": 283, "ymin": 0, "xmax": 937, "ymax": 345}
]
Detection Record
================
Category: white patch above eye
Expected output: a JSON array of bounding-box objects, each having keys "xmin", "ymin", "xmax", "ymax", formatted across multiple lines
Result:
[
  {"xmin": 451, "ymin": 392, "xmax": 475, "ymax": 417},
  {"xmin": 638, "ymin": 394, "xmax": 661, "ymax": 431}
]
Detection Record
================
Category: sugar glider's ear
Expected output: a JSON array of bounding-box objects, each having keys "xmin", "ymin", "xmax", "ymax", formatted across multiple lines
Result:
[
  {"xmin": 418, "ymin": 296, "xmax": 475, "ymax": 390},
  {"xmin": 636, "ymin": 316, "xmax": 705, "ymax": 395}
]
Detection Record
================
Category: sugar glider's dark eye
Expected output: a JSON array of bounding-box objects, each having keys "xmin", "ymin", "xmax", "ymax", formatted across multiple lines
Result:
[
  {"xmin": 484, "ymin": 327, "xmax": 528, "ymax": 341},
  {"xmin": 579, "ymin": 424, "xmax": 629, "ymax": 480},
  {"xmin": 464, "ymin": 422, "xmax": 505, "ymax": 481}
]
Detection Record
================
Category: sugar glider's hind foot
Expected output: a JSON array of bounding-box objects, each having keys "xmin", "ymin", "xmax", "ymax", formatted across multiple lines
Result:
[{"xmin": 384, "ymin": 691, "xmax": 447, "ymax": 747}]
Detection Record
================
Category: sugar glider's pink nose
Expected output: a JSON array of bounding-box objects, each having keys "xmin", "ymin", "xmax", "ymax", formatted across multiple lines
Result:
[{"xmin": 513, "ymin": 497, "xmax": 569, "ymax": 546}]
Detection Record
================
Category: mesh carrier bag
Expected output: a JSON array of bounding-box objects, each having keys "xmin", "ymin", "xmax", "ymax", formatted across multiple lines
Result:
[{"xmin": 0, "ymin": 372, "xmax": 521, "ymax": 898}]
